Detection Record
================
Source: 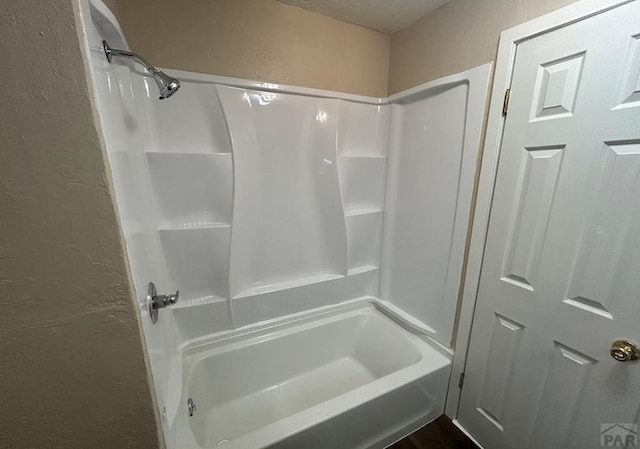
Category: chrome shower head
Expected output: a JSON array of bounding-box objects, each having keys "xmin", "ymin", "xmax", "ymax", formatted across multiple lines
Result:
[
  {"xmin": 153, "ymin": 71, "xmax": 180, "ymax": 100},
  {"xmin": 102, "ymin": 40, "xmax": 180, "ymax": 100}
]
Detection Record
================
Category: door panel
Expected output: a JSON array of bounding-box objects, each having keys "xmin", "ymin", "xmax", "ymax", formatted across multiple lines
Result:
[
  {"xmin": 501, "ymin": 145, "xmax": 564, "ymax": 291},
  {"xmin": 475, "ymin": 314, "xmax": 525, "ymax": 431},
  {"xmin": 459, "ymin": 2, "xmax": 640, "ymax": 448}
]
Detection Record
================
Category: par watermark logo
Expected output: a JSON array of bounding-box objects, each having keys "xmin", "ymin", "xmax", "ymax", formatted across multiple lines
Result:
[{"xmin": 601, "ymin": 423, "xmax": 638, "ymax": 447}]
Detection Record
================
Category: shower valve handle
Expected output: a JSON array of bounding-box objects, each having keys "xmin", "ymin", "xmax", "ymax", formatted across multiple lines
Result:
[
  {"xmin": 151, "ymin": 291, "xmax": 180, "ymax": 308},
  {"xmin": 147, "ymin": 282, "xmax": 179, "ymax": 323}
]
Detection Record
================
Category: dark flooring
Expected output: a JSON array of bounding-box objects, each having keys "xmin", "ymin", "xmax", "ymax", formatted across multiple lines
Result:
[{"xmin": 389, "ymin": 416, "xmax": 478, "ymax": 449}]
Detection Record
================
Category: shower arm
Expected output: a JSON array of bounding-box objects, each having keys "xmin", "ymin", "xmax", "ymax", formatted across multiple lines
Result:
[
  {"xmin": 101, "ymin": 40, "xmax": 180, "ymax": 100},
  {"xmin": 102, "ymin": 40, "xmax": 160, "ymax": 75}
]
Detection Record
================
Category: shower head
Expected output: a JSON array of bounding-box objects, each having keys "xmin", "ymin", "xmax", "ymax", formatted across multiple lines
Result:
[
  {"xmin": 153, "ymin": 71, "xmax": 180, "ymax": 100},
  {"xmin": 102, "ymin": 40, "xmax": 180, "ymax": 100}
]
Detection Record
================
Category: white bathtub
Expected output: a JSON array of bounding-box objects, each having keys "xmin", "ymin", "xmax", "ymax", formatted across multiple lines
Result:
[{"xmin": 172, "ymin": 302, "xmax": 451, "ymax": 449}]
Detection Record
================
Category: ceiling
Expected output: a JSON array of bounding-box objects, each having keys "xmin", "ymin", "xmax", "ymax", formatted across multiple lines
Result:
[{"xmin": 276, "ymin": 0, "xmax": 449, "ymax": 34}]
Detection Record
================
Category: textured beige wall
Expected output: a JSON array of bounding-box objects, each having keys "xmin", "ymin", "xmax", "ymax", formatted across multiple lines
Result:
[
  {"xmin": 0, "ymin": 1, "xmax": 158, "ymax": 448},
  {"xmin": 105, "ymin": 0, "xmax": 390, "ymax": 97},
  {"xmin": 388, "ymin": 0, "xmax": 579, "ymax": 94},
  {"xmin": 101, "ymin": 0, "xmax": 122, "ymax": 22}
]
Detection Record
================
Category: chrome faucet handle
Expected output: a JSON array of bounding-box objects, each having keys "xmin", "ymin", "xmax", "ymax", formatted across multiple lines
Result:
[
  {"xmin": 155, "ymin": 290, "xmax": 179, "ymax": 306},
  {"xmin": 168, "ymin": 290, "xmax": 179, "ymax": 305},
  {"xmin": 147, "ymin": 282, "xmax": 179, "ymax": 323}
]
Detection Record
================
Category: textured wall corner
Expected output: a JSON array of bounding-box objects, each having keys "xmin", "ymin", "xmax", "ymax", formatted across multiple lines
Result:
[{"xmin": 0, "ymin": 0, "xmax": 159, "ymax": 447}]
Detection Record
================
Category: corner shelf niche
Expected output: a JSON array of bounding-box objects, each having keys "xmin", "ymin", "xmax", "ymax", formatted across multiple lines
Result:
[
  {"xmin": 158, "ymin": 224, "xmax": 231, "ymax": 302},
  {"xmin": 146, "ymin": 152, "xmax": 233, "ymax": 229},
  {"xmin": 338, "ymin": 155, "xmax": 387, "ymax": 275},
  {"xmin": 345, "ymin": 210, "xmax": 383, "ymax": 274},
  {"xmin": 145, "ymin": 90, "xmax": 235, "ymax": 304},
  {"xmin": 339, "ymin": 156, "xmax": 387, "ymax": 213},
  {"xmin": 145, "ymin": 96, "xmax": 235, "ymax": 301}
]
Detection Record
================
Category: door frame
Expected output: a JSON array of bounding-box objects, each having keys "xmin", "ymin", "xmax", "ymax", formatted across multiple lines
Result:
[{"xmin": 445, "ymin": 0, "xmax": 636, "ymax": 420}]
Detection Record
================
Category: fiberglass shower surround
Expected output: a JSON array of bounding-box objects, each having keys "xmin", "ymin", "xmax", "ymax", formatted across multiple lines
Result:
[
  {"xmin": 94, "ymin": 71, "xmax": 483, "ymax": 341},
  {"xmin": 80, "ymin": 0, "xmax": 490, "ymax": 447}
]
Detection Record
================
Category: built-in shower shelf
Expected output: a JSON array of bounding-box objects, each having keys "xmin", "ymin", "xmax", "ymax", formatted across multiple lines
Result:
[
  {"xmin": 339, "ymin": 155, "xmax": 387, "ymax": 160},
  {"xmin": 158, "ymin": 222, "xmax": 231, "ymax": 231},
  {"xmin": 232, "ymin": 273, "xmax": 345, "ymax": 300},
  {"xmin": 145, "ymin": 150, "xmax": 232, "ymax": 156},
  {"xmin": 344, "ymin": 208, "xmax": 382, "ymax": 217},
  {"xmin": 172, "ymin": 294, "xmax": 228, "ymax": 310},
  {"xmin": 348, "ymin": 266, "xmax": 379, "ymax": 276}
]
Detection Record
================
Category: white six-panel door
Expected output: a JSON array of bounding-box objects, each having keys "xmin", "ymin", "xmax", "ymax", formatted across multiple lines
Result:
[{"xmin": 458, "ymin": 1, "xmax": 640, "ymax": 448}]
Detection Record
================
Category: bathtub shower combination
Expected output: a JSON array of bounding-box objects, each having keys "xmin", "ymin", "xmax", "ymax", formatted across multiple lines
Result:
[{"xmin": 79, "ymin": 1, "xmax": 490, "ymax": 448}]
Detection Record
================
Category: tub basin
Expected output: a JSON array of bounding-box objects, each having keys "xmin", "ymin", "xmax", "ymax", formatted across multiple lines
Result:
[{"xmin": 173, "ymin": 302, "xmax": 451, "ymax": 449}]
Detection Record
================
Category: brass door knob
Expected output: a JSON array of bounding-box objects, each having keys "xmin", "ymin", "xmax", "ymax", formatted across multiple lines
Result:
[{"xmin": 610, "ymin": 340, "xmax": 640, "ymax": 362}]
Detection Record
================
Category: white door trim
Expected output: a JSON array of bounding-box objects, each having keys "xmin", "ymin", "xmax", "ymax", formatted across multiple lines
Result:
[{"xmin": 444, "ymin": 0, "xmax": 637, "ymax": 419}]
